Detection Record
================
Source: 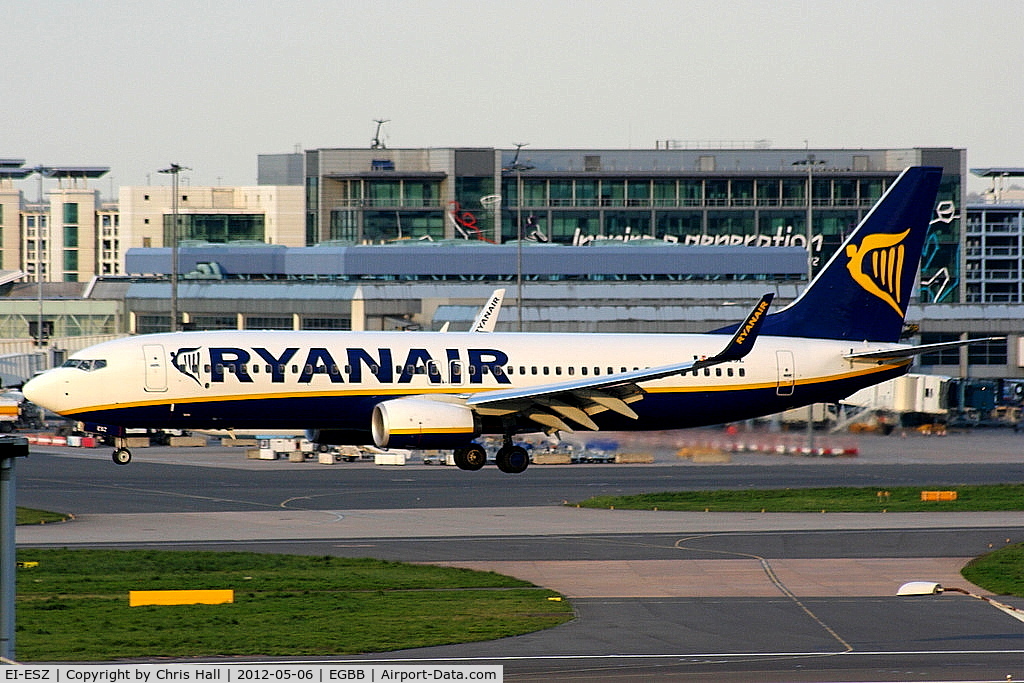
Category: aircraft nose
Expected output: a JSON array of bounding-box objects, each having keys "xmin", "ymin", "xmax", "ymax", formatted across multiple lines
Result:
[{"xmin": 22, "ymin": 371, "xmax": 63, "ymax": 413}]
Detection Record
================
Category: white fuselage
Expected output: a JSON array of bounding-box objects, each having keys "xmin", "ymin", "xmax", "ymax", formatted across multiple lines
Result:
[{"xmin": 23, "ymin": 330, "xmax": 909, "ymax": 436}]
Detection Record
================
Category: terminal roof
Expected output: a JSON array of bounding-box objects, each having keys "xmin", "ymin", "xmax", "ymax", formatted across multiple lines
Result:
[
  {"xmin": 971, "ymin": 168, "xmax": 1024, "ymax": 178},
  {"xmin": 39, "ymin": 166, "xmax": 110, "ymax": 178}
]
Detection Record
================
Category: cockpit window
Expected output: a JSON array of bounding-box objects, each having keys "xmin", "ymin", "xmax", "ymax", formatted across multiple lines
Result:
[{"xmin": 62, "ymin": 359, "xmax": 107, "ymax": 372}]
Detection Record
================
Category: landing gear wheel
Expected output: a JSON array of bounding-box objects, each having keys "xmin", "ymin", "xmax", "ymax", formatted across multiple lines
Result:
[
  {"xmin": 112, "ymin": 447, "xmax": 132, "ymax": 465},
  {"xmin": 495, "ymin": 445, "xmax": 529, "ymax": 474},
  {"xmin": 453, "ymin": 443, "xmax": 487, "ymax": 471}
]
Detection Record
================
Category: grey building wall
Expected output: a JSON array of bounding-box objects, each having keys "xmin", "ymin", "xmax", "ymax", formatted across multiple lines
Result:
[{"xmin": 257, "ymin": 153, "xmax": 304, "ymax": 186}]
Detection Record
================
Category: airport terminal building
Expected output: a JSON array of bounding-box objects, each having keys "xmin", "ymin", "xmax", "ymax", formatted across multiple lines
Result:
[{"xmin": 262, "ymin": 146, "xmax": 965, "ymax": 304}]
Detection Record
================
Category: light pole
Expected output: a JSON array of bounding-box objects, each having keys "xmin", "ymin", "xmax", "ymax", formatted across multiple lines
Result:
[
  {"xmin": 31, "ymin": 166, "xmax": 50, "ymax": 348},
  {"xmin": 793, "ymin": 153, "xmax": 827, "ymax": 446},
  {"xmin": 792, "ymin": 153, "xmax": 826, "ymax": 281},
  {"xmin": 507, "ymin": 143, "xmax": 532, "ymax": 332},
  {"xmin": 158, "ymin": 163, "xmax": 189, "ymax": 332}
]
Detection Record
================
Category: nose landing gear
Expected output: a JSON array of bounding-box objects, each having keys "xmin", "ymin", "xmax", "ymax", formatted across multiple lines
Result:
[{"xmin": 112, "ymin": 438, "xmax": 132, "ymax": 465}]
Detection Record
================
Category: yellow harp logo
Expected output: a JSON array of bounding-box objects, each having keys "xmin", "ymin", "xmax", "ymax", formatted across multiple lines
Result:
[{"xmin": 844, "ymin": 229, "xmax": 911, "ymax": 316}]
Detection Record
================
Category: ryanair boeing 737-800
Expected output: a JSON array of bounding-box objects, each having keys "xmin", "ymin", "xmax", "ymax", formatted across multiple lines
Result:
[{"xmin": 24, "ymin": 166, "xmax": 991, "ymax": 473}]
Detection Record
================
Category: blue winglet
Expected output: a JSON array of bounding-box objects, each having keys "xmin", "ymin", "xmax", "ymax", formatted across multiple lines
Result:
[{"xmin": 708, "ymin": 293, "xmax": 773, "ymax": 362}]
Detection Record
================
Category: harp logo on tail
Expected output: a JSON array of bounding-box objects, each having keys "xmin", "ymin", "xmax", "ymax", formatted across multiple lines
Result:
[{"xmin": 844, "ymin": 229, "xmax": 911, "ymax": 316}]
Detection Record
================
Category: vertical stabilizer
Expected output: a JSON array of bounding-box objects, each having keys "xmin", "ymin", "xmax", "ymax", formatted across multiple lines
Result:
[{"xmin": 732, "ymin": 166, "xmax": 944, "ymax": 342}]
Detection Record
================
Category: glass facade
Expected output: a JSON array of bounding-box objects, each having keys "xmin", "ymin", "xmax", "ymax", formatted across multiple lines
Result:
[
  {"xmin": 164, "ymin": 214, "xmax": 266, "ymax": 243},
  {"xmin": 306, "ymin": 148, "xmax": 964, "ymax": 297},
  {"xmin": 362, "ymin": 211, "xmax": 444, "ymax": 242},
  {"xmin": 188, "ymin": 315, "xmax": 237, "ymax": 330},
  {"xmin": 495, "ymin": 173, "xmax": 961, "ymax": 291},
  {"xmin": 301, "ymin": 317, "xmax": 351, "ymax": 330},
  {"xmin": 245, "ymin": 316, "xmax": 293, "ymax": 330},
  {"xmin": 136, "ymin": 315, "xmax": 171, "ymax": 334},
  {"xmin": 312, "ymin": 175, "xmax": 447, "ymax": 243},
  {"xmin": 964, "ymin": 206, "xmax": 1024, "ymax": 303}
]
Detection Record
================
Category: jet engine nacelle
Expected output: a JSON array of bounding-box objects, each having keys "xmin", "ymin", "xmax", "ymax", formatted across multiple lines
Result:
[{"xmin": 371, "ymin": 398, "xmax": 479, "ymax": 449}]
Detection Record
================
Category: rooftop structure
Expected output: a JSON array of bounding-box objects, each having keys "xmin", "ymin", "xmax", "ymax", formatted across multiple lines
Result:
[{"xmin": 124, "ymin": 242, "xmax": 808, "ymax": 282}]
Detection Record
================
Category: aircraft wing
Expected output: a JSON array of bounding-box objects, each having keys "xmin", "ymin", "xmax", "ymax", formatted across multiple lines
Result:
[
  {"xmin": 845, "ymin": 336, "xmax": 1005, "ymax": 361},
  {"xmin": 465, "ymin": 293, "xmax": 773, "ymax": 433}
]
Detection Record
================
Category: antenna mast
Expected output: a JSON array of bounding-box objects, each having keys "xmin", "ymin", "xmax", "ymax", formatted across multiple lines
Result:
[{"xmin": 371, "ymin": 119, "xmax": 390, "ymax": 149}]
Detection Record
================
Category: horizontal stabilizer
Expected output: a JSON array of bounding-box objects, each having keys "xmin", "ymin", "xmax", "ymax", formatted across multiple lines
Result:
[{"xmin": 845, "ymin": 336, "xmax": 1005, "ymax": 361}]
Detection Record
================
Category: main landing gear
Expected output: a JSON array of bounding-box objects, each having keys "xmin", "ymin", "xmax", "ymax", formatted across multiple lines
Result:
[
  {"xmin": 452, "ymin": 443, "xmax": 487, "ymax": 471},
  {"xmin": 495, "ymin": 443, "xmax": 529, "ymax": 474},
  {"xmin": 453, "ymin": 436, "xmax": 530, "ymax": 474}
]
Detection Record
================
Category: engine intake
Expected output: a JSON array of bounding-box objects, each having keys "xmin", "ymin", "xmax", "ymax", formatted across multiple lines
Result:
[{"xmin": 371, "ymin": 398, "xmax": 479, "ymax": 449}]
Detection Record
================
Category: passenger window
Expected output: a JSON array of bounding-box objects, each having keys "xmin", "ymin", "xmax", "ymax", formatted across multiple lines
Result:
[
  {"xmin": 555, "ymin": 367, "xmax": 562, "ymax": 376},
  {"xmin": 581, "ymin": 367, "xmax": 588, "ymax": 376},
  {"xmin": 715, "ymin": 368, "xmax": 722, "ymax": 377},
  {"xmin": 703, "ymin": 368, "xmax": 710, "ymax": 376},
  {"xmin": 519, "ymin": 366, "xmax": 526, "ymax": 375},
  {"xmin": 531, "ymin": 366, "xmax": 538, "ymax": 375},
  {"xmin": 568, "ymin": 367, "xmax": 575, "ymax": 376},
  {"xmin": 543, "ymin": 367, "xmax": 550, "ymax": 375},
  {"xmin": 727, "ymin": 368, "xmax": 734, "ymax": 377},
  {"xmin": 739, "ymin": 368, "xmax": 745, "ymax": 377}
]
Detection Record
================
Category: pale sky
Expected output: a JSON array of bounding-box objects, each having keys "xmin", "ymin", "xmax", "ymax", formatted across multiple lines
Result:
[{"xmin": 5, "ymin": 0, "xmax": 1023, "ymax": 195}]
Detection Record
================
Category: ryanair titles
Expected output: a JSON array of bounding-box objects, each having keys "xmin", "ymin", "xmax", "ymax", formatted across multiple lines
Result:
[
  {"xmin": 170, "ymin": 346, "xmax": 513, "ymax": 387},
  {"xmin": 734, "ymin": 298, "xmax": 770, "ymax": 347}
]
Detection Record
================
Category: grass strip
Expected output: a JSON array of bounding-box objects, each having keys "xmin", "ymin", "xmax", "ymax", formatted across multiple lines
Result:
[
  {"xmin": 17, "ymin": 508, "xmax": 70, "ymax": 525},
  {"xmin": 962, "ymin": 543, "xmax": 1024, "ymax": 597},
  {"xmin": 572, "ymin": 483, "xmax": 1024, "ymax": 512},
  {"xmin": 15, "ymin": 549, "xmax": 572, "ymax": 661}
]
